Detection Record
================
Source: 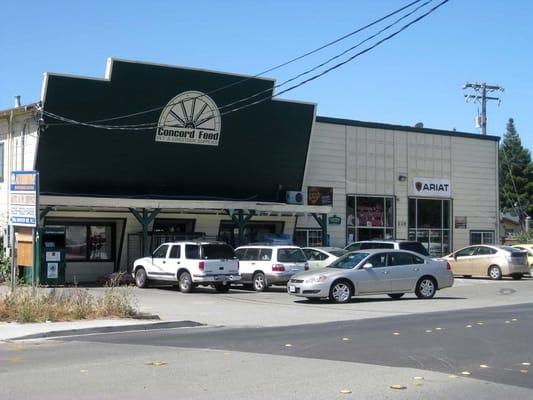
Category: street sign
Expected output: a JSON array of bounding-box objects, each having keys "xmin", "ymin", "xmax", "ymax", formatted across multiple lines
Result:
[{"xmin": 9, "ymin": 171, "xmax": 38, "ymax": 227}]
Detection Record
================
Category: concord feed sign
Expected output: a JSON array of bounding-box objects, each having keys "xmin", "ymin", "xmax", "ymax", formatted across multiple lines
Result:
[{"xmin": 156, "ymin": 91, "xmax": 222, "ymax": 146}]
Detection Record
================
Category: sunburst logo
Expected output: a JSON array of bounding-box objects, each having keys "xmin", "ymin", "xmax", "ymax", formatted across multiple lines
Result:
[{"xmin": 156, "ymin": 91, "xmax": 221, "ymax": 146}]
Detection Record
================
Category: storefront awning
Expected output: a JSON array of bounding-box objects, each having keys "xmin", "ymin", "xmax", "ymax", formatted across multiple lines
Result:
[{"xmin": 40, "ymin": 195, "xmax": 332, "ymax": 216}]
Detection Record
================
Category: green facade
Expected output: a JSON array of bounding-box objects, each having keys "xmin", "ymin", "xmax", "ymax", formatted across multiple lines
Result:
[{"xmin": 37, "ymin": 60, "xmax": 316, "ymax": 201}]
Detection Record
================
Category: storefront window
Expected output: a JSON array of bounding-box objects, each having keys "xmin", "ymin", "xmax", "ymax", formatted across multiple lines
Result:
[
  {"xmin": 346, "ymin": 196, "xmax": 395, "ymax": 244},
  {"xmin": 57, "ymin": 223, "xmax": 114, "ymax": 261},
  {"xmin": 408, "ymin": 198, "xmax": 451, "ymax": 257},
  {"xmin": 294, "ymin": 229, "xmax": 323, "ymax": 247},
  {"xmin": 89, "ymin": 226, "xmax": 112, "ymax": 260},
  {"xmin": 66, "ymin": 226, "xmax": 87, "ymax": 260}
]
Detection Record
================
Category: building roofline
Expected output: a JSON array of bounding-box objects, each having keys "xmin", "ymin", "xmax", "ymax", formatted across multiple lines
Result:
[
  {"xmin": 0, "ymin": 103, "xmax": 39, "ymax": 119},
  {"xmin": 315, "ymin": 115, "xmax": 500, "ymax": 142}
]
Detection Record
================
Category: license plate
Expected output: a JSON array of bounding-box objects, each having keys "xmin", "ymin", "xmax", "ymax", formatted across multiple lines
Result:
[{"xmin": 289, "ymin": 285, "xmax": 296, "ymax": 293}]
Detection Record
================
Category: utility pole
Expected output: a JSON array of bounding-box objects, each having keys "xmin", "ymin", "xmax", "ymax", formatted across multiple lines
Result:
[{"xmin": 463, "ymin": 82, "xmax": 504, "ymax": 135}]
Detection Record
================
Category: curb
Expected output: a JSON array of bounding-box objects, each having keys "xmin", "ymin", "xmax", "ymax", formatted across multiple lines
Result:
[{"xmin": 9, "ymin": 320, "xmax": 206, "ymax": 341}]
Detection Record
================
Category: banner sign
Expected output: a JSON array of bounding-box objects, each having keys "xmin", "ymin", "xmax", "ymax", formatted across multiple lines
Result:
[
  {"xmin": 412, "ymin": 177, "xmax": 451, "ymax": 198},
  {"xmin": 156, "ymin": 91, "xmax": 222, "ymax": 146},
  {"xmin": 307, "ymin": 186, "xmax": 333, "ymax": 205},
  {"xmin": 9, "ymin": 171, "xmax": 38, "ymax": 227}
]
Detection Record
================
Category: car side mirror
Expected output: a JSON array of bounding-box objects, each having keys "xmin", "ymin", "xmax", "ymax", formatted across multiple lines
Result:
[
  {"xmin": 453, "ymin": 254, "xmax": 457, "ymax": 260},
  {"xmin": 363, "ymin": 263, "xmax": 373, "ymax": 269}
]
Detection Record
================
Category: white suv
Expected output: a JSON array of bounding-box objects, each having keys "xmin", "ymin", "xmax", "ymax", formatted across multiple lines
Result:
[
  {"xmin": 234, "ymin": 245, "xmax": 309, "ymax": 291},
  {"xmin": 132, "ymin": 241, "xmax": 240, "ymax": 292}
]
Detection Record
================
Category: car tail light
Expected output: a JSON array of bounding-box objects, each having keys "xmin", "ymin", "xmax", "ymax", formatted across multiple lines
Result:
[
  {"xmin": 304, "ymin": 262, "xmax": 309, "ymax": 271},
  {"xmin": 446, "ymin": 262, "xmax": 451, "ymax": 270},
  {"xmin": 272, "ymin": 264, "xmax": 285, "ymax": 272},
  {"xmin": 199, "ymin": 261, "xmax": 205, "ymax": 271}
]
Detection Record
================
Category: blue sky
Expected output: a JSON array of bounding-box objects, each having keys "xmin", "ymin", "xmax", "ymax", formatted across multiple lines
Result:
[{"xmin": 1, "ymin": 0, "xmax": 531, "ymax": 150}]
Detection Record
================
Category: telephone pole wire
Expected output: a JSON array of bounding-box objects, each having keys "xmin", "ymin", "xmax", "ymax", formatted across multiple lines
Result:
[{"xmin": 463, "ymin": 82, "xmax": 504, "ymax": 135}]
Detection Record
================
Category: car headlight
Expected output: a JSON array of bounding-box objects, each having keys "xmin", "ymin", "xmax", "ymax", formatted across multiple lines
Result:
[{"xmin": 305, "ymin": 275, "xmax": 327, "ymax": 284}]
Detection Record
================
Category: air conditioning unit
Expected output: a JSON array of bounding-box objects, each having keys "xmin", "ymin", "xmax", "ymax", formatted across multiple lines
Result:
[{"xmin": 286, "ymin": 191, "xmax": 304, "ymax": 204}]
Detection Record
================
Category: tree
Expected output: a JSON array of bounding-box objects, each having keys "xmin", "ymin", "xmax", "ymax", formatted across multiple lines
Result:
[{"xmin": 499, "ymin": 118, "xmax": 533, "ymax": 229}]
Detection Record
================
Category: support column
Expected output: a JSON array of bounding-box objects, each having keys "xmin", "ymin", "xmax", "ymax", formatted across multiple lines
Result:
[
  {"xmin": 226, "ymin": 209, "xmax": 255, "ymax": 247},
  {"xmin": 129, "ymin": 208, "xmax": 160, "ymax": 256},
  {"xmin": 312, "ymin": 213, "xmax": 329, "ymax": 246}
]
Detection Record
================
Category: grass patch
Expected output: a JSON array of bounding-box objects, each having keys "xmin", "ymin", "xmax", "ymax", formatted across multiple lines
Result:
[{"xmin": 0, "ymin": 276, "xmax": 138, "ymax": 323}]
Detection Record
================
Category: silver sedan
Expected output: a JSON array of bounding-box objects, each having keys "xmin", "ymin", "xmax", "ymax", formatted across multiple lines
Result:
[{"xmin": 287, "ymin": 249, "xmax": 454, "ymax": 303}]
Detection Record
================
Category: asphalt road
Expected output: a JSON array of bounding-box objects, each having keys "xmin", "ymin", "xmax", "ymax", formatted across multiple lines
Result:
[{"xmin": 1, "ymin": 302, "xmax": 532, "ymax": 399}]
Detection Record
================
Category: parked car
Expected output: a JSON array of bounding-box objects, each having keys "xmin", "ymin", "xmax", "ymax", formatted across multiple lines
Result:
[
  {"xmin": 344, "ymin": 240, "xmax": 430, "ymax": 256},
  {"xmin": 512, "ymin": 244, "xmax": 533, "ymax": 268},
  {"xmin": 443, "ymin": 245, "xmax": 529, "ymax": 280},
  {"xmin": 132, "ymin": 241, "xmax": 240, "ymax": 292},
  {"xmin": 288, "ymin": 249, "xmax": 453, "ymax": 303},
  {"xmin": 235, "ymin": 245, "xmax": 309, "ymax": 291},
  {"xmin": 302, "ymin": 247, "xmax": 347, "ymax": 270}
]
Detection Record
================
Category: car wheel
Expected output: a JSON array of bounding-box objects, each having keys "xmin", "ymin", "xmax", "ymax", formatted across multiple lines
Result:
[
  {"xmin": 415, "ymin": 277, "xmax": 436, "ymax": 299},
  {"xmin": 214, "ymin": 283, "xmax": 231, "ymax": 292},
  {"xmin": 134, "ymin": 268, "xmax": 149, "ymax": 288},
  {"xmin": 178, "ymin": 271, "xmax": 193, "ymax": 293},
  {"xmin": 329, "ymin": 280, "xmax": 353, "ymax": 303},
  {"xmin": 511, "ymin": 273, "xmax": 523, "ymax": 280},
  {"xmin": 388, "ymin": 293, "xmax": 404, "ymax": 299},
  {"xmin": 488, "ymin": 265, "xmax": 502, "ymax": 280},
  {"xmin": 252, "ymin": 272, "xmax": 267, "ymax": 292}
]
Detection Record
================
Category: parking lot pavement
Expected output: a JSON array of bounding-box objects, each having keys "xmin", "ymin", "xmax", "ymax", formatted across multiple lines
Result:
[
  {"xmin": 83, "ymin": 276, "xmax": 533, "ymax": 328},
  {"xmin": 3, "ymin": 277, "xmax": 531, "ymax": 341}
]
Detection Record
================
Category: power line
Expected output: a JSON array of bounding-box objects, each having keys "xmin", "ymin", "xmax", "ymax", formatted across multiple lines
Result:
[
  {"xmin": 218, "ymin": 0, "xmax": 450, "ymax": 118},
  {"xmin": 214, "ymin": 0, "xmax": 435, "ymax": 113},
  {"xmin": 81, "ymin": 0, "xmax": 425, "ymax": 125},
  {"xmin": 43, "ymin": 0, "xmax": 429, "ymax": 127},
  {"xmin": 44, "ymin": 0, "xmax": 449, "ymax": 130}
]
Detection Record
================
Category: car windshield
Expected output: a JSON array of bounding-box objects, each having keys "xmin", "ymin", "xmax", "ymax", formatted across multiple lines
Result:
[
  {"xmin": 399, "ymin": 242, "xmax": 429, "ymax": 256},
  {"xmin": 200, "ymin": 244, "xmax": 236, "ymax": 259},
  {"xmin": 328, "ymin": 252, "xmax": 369, "ymax": 269},
  {"xmin": 277, "ymin": 248, "xmax": 307, "ymax": 262}
]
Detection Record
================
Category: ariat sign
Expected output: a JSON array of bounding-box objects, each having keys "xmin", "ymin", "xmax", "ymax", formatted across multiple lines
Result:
[
  {"xmin": 156, "ymin": 91, "xmax": 221, "ymax": 146},
  {"xmin": 413, "ymin": 177, "xmax": 451, "ymax": 198}
]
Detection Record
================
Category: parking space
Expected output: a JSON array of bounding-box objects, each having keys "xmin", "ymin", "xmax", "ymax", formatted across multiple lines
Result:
[{"xmin": 87, "ymin": 276, "xmax": 533, "ymax": 328}]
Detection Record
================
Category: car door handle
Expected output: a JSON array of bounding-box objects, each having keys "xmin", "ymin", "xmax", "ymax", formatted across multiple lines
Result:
[
  {"xmin": 412, "ymin": 267, "xmax": 420, "ymax": 271},
  {"xmin": 381, "ymin": 271, "xmax": 390, "ymax": 275},
  {"xmin": 251, "ymin": 262, "xmax": 256, "ymax": 265},
  {"xmin": 162, "ymin": 261, "xmax": 166, "ymax": 264},
  {"xmin": 176, "ymin": 261, "xmax": 180, "ymax": 264}
]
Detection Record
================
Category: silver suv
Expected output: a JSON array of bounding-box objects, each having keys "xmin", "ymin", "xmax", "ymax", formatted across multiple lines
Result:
[
  {"xmin": 344, "ymin": 240, "xmax": 429, "ymax": 257},
  {"xmin": 235, "ymin": 245, "xmax": 309, "ymax": 291}
]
